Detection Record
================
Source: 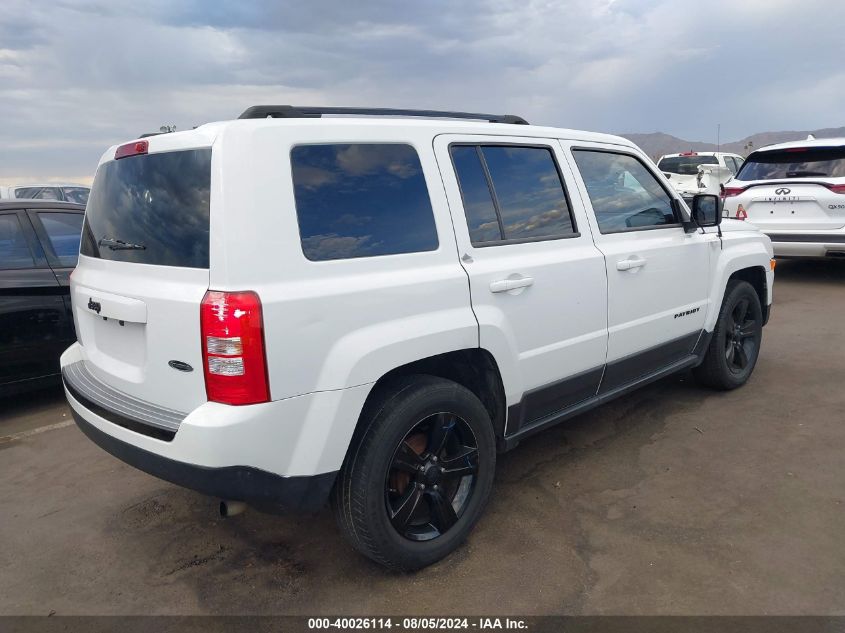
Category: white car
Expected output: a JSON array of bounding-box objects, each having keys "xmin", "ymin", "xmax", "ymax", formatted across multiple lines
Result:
[
  {"xmin": 62, "ymin": 106, "xmax": 774, "ymax": 570},
  {"xmin": 0, "ymin": 183, "xmax": 90, "ymax": 205},
  {"xmin": 721, "ymin": 138, "xmax": 845, "ymax": 258},
  {"xmin": 657, "ymin": 151, "xmax": 744, "ymax": 203}
]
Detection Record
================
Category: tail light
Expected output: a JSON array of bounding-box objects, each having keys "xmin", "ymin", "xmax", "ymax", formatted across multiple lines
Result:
[
  {"xmin": 115, "ymin": 140, "xmax": 148, "ymax": 160},
  {"xmin": 721, "ymin": 186, "xmax": 746, "ymax": 199},
  {"xmin": 200, "ymin": 291, "xmax": 270, "ymax": 405},
  {"xmin": 826, "ymin": 184, "xmax": 845, "ymax": 194}
]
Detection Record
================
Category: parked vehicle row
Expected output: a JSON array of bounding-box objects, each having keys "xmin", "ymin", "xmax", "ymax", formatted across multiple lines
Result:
[
  {"xmin": 0, "ymin": 183, "xmax": 90, "ymax": 205},
  {"xmin": 0, "ymin": 201, "xmax": 84, "ymax": 395},
  {"xmin": 60, "ymin": 106, "xmax": 774, "ymax": 570}
]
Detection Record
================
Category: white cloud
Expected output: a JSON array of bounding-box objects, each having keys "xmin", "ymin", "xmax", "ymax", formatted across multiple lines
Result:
[{"xmin": 0, "ymin": 0, "xmax": 843, "ymax": 180}]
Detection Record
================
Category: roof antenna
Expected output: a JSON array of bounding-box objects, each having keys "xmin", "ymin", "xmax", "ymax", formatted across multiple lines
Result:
[
  {"xmin": 716, "ymin": 122, "xmax": 720, "ymax": 155},
  {"xmin": 807, "ymin": 133, "xmax": 816, "ymax": 141}
]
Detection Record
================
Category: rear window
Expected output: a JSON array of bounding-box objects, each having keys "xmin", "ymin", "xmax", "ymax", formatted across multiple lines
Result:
[
  {"xmin": 657, "ymin": 155, "xmax": 718, "ymax": 175},
  {"xmin": 15, "ymin": 186, "xmax": 61, "ymax": 200},
  {"xmin": 736, "ymin": 147, "xmax": 845, "ymax": 181},
  {"xmin": 291, "ymin": 143, "xmax": 438, "ymax": 261},
  {"xmin": 81, "ymin": 149, "xmax": 211, "ymax": 268}
]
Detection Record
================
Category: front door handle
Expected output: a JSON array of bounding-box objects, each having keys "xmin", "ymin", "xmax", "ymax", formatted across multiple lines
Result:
[
  {"xmin": 617, "ymin": 257, "xmax": 647, "ymax": 271},
  {"xmin": 490, "ymin": 276, "xmax": 534, "ymax": 293}
]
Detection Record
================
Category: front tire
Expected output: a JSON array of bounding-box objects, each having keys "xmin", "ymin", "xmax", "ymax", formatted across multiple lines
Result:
[
  {"xmin": 694, "ymin": 280, "xmax": 763, "ymax": 390},
  {"xmin": 332, "ymin": 375, "xmax": 496, "ymax": 571}
]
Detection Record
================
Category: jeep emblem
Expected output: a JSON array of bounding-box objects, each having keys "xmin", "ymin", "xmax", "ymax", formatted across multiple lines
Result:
[{"xmin": 87, "ymin": 298, "xmax": 102, "ymax": 314}]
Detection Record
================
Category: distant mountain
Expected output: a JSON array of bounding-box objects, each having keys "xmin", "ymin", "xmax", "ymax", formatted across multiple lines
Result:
[{"xmin": 621, "ymin": 126, "xmax": 845, "ymax": 161}]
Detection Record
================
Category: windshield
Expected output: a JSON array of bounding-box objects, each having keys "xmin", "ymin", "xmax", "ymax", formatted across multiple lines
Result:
[
  {"xmin": 736, "ymin": 147, "xmax": 845, "ymax": 181},
  {"xmin": 81, "ymin": 148, "xmax": 211, "ymax": 268},
  {"xmin": 657, "ymin": 155, "xmax": 718, "ymax": 175}
]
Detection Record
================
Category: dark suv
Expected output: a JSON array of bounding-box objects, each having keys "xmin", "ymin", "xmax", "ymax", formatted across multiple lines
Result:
[{"xmin": 0, "ymin": 200, "xmax": 84, "ymax": 396}]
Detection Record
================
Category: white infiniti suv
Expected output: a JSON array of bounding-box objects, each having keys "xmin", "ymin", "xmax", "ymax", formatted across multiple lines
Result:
[
  {"xmin": 62, "ymin": 106, "xmax": 775, "ymax": 570},
  {"xmin": 721, "ymin": 138, "xmax": 845, "ymax": 258}
]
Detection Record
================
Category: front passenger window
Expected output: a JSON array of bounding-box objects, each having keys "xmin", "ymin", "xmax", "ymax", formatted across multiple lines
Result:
[{"xmin": 573, "ymin": 150, "xmax": 677, "ymax": 233}]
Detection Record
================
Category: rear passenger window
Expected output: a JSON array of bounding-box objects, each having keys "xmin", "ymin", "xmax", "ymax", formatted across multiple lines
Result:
[
  {"xmin": 291, "ymin": 144, "xmax": 439, "ymax": 261},
  {"xmin": 451, "ymin": 144, "xmax": 576, "ymax": 244},
  {"xmin": 38, "ymin": 212, "xmax": 84, "ymax": 267},
  {"xmin": 0, "ymin": 214, "xmax": 36, "ymax": 270},
  {"xmin": 573, "ymin": 150, "xmax": 677, "ymax": 233},
  {"xmin": 450, "ymin": 147, "xmax": 501, "ymax": 243}
]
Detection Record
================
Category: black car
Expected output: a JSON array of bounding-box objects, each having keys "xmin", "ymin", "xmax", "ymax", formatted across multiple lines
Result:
[{"xmin": 0, "ymin": 200, "xmax": 84, "ymax": 396}]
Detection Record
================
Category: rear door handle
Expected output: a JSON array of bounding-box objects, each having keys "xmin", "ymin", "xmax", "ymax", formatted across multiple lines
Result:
[
  {"xmin": 617, "ymin": 257, "xmax": 647, "ymax": 271},
  {"xmin": 489, "ymin": 276, "xmax": 534, "ymax": 293}
]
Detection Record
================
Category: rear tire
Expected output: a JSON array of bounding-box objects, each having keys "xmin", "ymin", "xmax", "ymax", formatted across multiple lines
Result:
[
  {"xmin": 694, "ymin": 280, "xmax": 763, "ymax": 390},
  {"xmin": 331, "ymin": 375, "xmax": 496, "ymax": 571}
]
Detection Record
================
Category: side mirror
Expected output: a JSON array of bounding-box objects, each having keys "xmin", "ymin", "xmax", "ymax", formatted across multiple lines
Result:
[{"xmin": 691, "ymin": 193, "xmax": 722, "ymax": 227}]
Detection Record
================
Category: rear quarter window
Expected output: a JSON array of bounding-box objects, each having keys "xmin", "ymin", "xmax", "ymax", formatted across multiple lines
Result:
[
  {"xmin": 38, "ymin": 212, "xmax": 84, "ymax": 268},
  {"xmin": 291, "ymin": 143, "xmax": 439, "ymax": 261}
]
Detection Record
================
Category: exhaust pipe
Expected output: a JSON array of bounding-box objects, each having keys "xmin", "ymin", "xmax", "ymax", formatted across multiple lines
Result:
[{"xmin": 219, "ymin": 500, "xmax": 247, "ymax": 517}]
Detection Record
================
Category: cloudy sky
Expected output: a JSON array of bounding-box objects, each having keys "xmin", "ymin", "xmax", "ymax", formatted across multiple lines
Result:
[{"xmin": 1, "ymin": 0, "xmax": 843, "ymax": 184}]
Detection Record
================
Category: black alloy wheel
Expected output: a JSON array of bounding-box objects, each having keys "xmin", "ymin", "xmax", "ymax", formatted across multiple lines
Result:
[
  {"xmin": 694, "ymin": 279, "xmax": 763, "ymax": 390},
  {"xmin": 332, "ymin": 375, "xmax": 496, "ymax": 570},
  {"xmin": 725, "ymin": 295, "xmax": 759, "ymax": 374},
  {"xmin": 386, "ymin": 412, "xmax": 479, "ymax": 541}
]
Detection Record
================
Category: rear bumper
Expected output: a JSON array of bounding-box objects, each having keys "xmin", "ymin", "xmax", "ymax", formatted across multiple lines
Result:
[
  {"xmin": 71, "ymin": 407, "xmax": 336, "ymax": 512},
  {"xmin": 766, "ymin": 233, "xmax": 845, "ymax": 258},
  {"xmin": 61, "ymin": 342, "xmax": 373, "ymax": 510}
]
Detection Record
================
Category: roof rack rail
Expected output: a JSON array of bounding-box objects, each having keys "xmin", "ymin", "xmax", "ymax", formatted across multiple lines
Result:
[{"xmin": 237, "ymin": 105, "xmax": 529, "ymax": 125}]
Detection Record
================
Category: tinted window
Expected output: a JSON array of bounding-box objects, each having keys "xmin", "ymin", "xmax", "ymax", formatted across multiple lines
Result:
[
  {"xmin": 81, "ymin": 149, "xmax": 211, "ymax": 268},
  {"xmin": 574, "ymin": 150, "xmax": 676, "ymax": 233},
  {"xmin": 657, "ymin": 155, "xmax": 719, "ymax": 175},
  {"xmin": 0, "ymin": 214, "xmax": 36, "ymax": 270},
  {"xmin": 291, "ymin": 144, "xmax": 438, "ymax": 261},
  {"xmin": 15, "ymin": 187, "xmax": 61, "ymax": 200},
  {"xmin": 62, "ymin": 187, "xmax": 90, "ymax": 205},
  {"xmin": 736, "ymin": 147, "xmax": 845, "ymax": 181},
  {"xmin": 38, "ymin": 212, "xmax": 84, "ymax": 267},
  {"xmin": 482, "ymin": 147, "xmax": 575, "ymax": 240},
  {"xmin": 450, "ymin": 146, "xmax": 501, "ymax": 243}
]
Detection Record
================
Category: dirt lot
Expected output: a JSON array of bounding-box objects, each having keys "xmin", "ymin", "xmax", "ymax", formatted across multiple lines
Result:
[{"xmin": 1, "ymin": 259, "xmax": 843, "ymax": 616}]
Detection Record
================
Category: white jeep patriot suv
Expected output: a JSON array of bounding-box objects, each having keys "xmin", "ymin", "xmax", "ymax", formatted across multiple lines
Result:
[{"xmin": 62, "ymin": 106, "xmax": 775, "ymax": 570}]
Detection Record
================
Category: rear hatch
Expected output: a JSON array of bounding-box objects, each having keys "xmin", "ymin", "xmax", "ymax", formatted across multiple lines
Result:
[
  {"xmin": 72, "ymin": 144, "xmax": 212, "ymax": 413},
  {"xmin": 730, "ymin": 146, "xmax": 845, "ymax": 231},
  {"xmin": 658, "ymin": 154, "xmax": 720, "ymax": 196}
]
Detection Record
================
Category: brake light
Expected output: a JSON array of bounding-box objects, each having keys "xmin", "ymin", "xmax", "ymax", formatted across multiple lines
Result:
[
  {"xmin": 680, "ymin": 151, "xmax": 697, "ymax": 156},
  {"xmin": 721, "ymin": 186, "xmax": 746, "ymax": 199},
  {"xmin": 200, "ymin": 291, "xmax": 270, "ymax": 405},
  {"xmin": 114, "ymin": 140, "xmax": 149, "ymax": 160},
  {"xmin": 827, "ymin": 184, "xmax": 845, "ymax": 194}
]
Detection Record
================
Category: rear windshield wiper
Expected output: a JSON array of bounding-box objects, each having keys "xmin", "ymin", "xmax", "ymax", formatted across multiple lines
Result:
[{"xmin": 98, "ymin": 237, "xmax": 147, "ymax": 251}]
